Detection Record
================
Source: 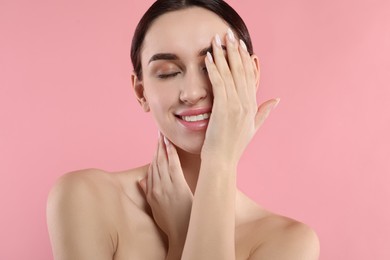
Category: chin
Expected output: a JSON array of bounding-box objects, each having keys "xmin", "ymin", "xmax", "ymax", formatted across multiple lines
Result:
[
  {"xmin": 173, "ymin": 137, "xmax": 204, "ymax": 156},
  {"xmin": 163, "ymin": 126, "xmax": 207, "ymax": 155},
  {"xmin": 180, "ymin": 146, "xmax": 202, "ymax": 155}
]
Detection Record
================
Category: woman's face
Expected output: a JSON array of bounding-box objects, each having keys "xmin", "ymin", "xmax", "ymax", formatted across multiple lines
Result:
[{"xmin": 133, "ymin": 7, "xmax": 232, "ymax": 154}]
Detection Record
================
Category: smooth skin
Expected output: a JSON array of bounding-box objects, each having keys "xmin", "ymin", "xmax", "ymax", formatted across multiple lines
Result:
[{"xmin": 47, "ymin": 7, "xmax": 320, "ymax": 260}]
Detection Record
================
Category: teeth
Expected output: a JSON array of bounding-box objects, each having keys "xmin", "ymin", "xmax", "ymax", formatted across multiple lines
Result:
[{"xmin": 181, "ymin": 113, "xmax": 210, "ymax": 122}]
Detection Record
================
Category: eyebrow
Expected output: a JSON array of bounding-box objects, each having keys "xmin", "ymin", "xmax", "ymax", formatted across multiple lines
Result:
[{"xmin": 148, "ymin": 45, "xmax": 227, "ymax": 64}]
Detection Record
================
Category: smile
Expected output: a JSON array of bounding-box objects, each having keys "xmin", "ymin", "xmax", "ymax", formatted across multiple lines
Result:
[{"xmin": 180, "ymin": 113, "xmax": 211, "ymax": 122}]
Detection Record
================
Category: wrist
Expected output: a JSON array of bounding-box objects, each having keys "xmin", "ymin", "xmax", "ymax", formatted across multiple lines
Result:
[
  {"xmin": 200, "ymin": 158, "xmax": 238, "ymax": 173},
  {"xmin": 165, "ymin": 245, "xmax": 184, "ymax": 260},
  {"xmin": 166, "ymin": 237, "xmax": 186, "ymax": 260},
  {"xmin": 200, "ymin": 150, "xmax": 239, "ymax": 169},
  {"xmin": 168, "ymin": 232, "xmax": 186, "ymax": 247}
]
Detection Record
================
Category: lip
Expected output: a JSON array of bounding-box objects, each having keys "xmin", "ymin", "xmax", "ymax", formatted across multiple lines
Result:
[
  {"xmin": 176, "ymin": 107, "xmax": 211, "ymax": 131},
  {"xmin": 176, "ymin": 116, "xmax": 209, "ymax": 131},
  {"xmin": 174, "ymin": 107, "xmax": 212, "ymax": 131}
]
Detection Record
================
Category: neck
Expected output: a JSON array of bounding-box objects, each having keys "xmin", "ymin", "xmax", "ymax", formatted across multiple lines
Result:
[
  {"xmin": 176, "ymin": 146, "xmax": 201, "ymax": 194},
  {"xmin": 173, "ymin": 146, "xmax": 253, "ymax": 225}
]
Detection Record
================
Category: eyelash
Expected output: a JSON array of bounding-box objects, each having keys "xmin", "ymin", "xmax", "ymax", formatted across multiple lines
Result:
[
  {"xmin": 158, "ymin": 72, "xmax": 180, "ymax": 79},
  {"xmin": 157, "ymin": 67, "xmax": 208, "ymax": 79}
]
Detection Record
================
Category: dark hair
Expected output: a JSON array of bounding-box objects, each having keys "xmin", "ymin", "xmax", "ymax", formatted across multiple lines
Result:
[{"xmin": 131, "ymin": 0, "xmax": 254, "ymax": 79}]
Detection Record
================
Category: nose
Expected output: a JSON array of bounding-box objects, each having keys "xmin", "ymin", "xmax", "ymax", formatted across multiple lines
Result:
[{"xmin": 179, "ymin": 67, "xmax": 209, "ymax": 105}]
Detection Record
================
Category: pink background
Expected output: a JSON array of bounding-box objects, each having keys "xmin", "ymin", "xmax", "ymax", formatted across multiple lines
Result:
[{"xmin": 1, "ymin": 0, "xmax": 389, "ymax": 259}]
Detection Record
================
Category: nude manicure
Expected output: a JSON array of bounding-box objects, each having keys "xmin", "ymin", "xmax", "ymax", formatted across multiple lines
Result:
[
  {"xmin": 227, "ymin": 28, "xmax": 235, "ymax": 43},
  {"xmin": 164, "ymin": 136, "xmax": 170, "ymax": 146},
  {"xmin": 271, "ymin": 98, "xmax": 281, "ymax": 110},
  {"xmin": 215, "ymin": 34, "xmax": 222, "ymax": 48},
  {"xmin": 207, "ymin": 51, "xmax": 213, "ymax": 63},
  {"xmin": 240, "ymin": 39, "xmax": 247, "ymax": 51}
]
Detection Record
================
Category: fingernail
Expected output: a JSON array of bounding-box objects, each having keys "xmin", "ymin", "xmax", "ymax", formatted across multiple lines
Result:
[
  {"xmin": 240, "ymin": 39, "xmax": 247, "ymax": 51},
  {"xmin": 164, "ymin": 136, "xmax": 169, "ymax": 146},
  {"xmin": 272, "ymin": 98, "xmax": 281, "ymax": 110},
  {"xmin": 207, "ymin": 51, "xmax": 213, "ymax": 63},
  {"xmin": 215, "ymin": 34, "xmax": 222, "ymax": 48},
  {"xmin": 227, "ymin": 28, "xmax": 235, "ymax": 43}
]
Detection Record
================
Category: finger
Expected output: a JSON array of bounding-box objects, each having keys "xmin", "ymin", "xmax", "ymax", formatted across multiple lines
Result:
[
  {"xmin": 138, "ymin": 177, "xmax": 147, "ymax": 195},
  {"xmin": 205, "ymin": 52, "xmax": 226, "ymax": 107},
  {"xmin": 157, "ymin": 133, "xmax": 172, "ymax": 186},
  {"xmin": 225, "ymin": 28, "xmax": 248, "ymax": 103},
  {"xmin": 164, "ymin": 136, "xmax": 186, "ymax": 185},
  {"xmin": 152, "ymin": 140, "xmax": 160, "ymax": 190},
  {"xmin": 212, "ymin": 33, "xmax": 237, "ymax": 100},
  {"xmin": 254, "ymin": 98, "xmax": 280, "ymax": 131},
  {"xmin": 147, "ymin": 163, "xmax": 152, "ymax": 196},
  {"xmin": 239, "ymin": 39, "xmax": 257, "ymax": 108}
]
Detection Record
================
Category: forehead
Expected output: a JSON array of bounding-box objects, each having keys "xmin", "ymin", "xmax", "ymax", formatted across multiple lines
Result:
[{"xmin": 142, "ymin": 7, "xmax": 229, "ymax": 60}]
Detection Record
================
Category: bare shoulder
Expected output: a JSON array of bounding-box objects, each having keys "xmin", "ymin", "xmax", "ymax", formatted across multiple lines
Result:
[
  {"xmin": 48, "ymin": 168, "xmax": 117, "ymax": 199},
  {"xmin": 47, "ymin": 168, "xmax": 120, "ymax": 217},
  {"xmin": 249, "ymin": 214, "xmax": 320, "ymax": 260},
  {"xmin": 47, "ymin": 168, "xmax": 120, "ymax": 259}
]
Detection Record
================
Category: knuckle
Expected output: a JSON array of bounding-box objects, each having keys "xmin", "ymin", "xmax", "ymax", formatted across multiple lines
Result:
[
  {"xmin": 241, "ymin": 105, "xmax": 250, "ymax": 115},
  {"xmin": 221, "ymin": 70, "xmax": 232, "ymax": 81},
  {"xmin": 233, "ymin": 64, "xmax": 245, "ymax": 76},
  {"xmin": 210, "ymin": 74, "xmax": 223, "ymax": 87},
  {"xmin": 156, "ymin": 156, "xmax": 164, "ymax": 168},
  {"xmin": 168, "ymin": 164, "xmax": 177, "ymax": 173},
  {"xmin": 151, "ymin": 187, "xmax": 161, "ymax": 198},
  {"xmin": 230, "ymin": 103, "xmax": 242, "ymax": 115}
]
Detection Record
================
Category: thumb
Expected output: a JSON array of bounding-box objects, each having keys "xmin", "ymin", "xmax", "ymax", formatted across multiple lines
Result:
[
  {"xmin": 138, "ymin": 177, "xmax": 147, "ymax": 195},
  {"xmin": 254, "ymin": 98, "xmax": 280, "ymax": 131}
]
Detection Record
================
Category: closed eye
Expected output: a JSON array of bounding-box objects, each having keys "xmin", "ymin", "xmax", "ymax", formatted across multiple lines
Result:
[{"xmin": 158, "ymin": 72, "xmax": 180, "ymax": 79}]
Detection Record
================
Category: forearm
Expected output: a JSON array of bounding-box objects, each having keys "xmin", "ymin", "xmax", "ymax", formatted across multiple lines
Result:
[
  {"xmin": 165, "ymin": 239, "xmax": 186, "ymax": 260},
  {"xmin": 181, "ymin": 160, "xmax": 236, "ymax": 260}
]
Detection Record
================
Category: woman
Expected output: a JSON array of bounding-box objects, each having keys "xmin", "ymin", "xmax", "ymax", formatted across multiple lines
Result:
[{"xmin": 47, "ymin": 0, "xmax": 320, "ymax": 259}]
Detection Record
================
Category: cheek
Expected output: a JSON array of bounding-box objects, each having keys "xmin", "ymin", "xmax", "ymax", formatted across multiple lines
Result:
[
  {"xmin": 145, "ymin": 86, "xmax": 178, "ymax": 112},
  {"xmin": 144, "ymin": 78, "xmax": 180, "ymax": 105},
  {"xmin": 147, "ymin": 91, "xmax": 177, "ymax": 130}
]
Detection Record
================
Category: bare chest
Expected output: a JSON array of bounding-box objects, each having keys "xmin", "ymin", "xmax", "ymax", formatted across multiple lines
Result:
[
  {"xmin": 112, "ymin": 201, "xmax": 256, "ymax": 260},
  {"xmin": 112, "ymin": 197, "xmax": 167, "ymax": 260}
]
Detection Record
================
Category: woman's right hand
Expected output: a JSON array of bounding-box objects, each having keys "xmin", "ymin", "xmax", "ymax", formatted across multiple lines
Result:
[
  {"xmin": 201, "ymin": 31, "xmax": 279, "ymax": 168},
  {"xmin": 138, "ymin": 132, "xmax": 193, "ymax": 248}
]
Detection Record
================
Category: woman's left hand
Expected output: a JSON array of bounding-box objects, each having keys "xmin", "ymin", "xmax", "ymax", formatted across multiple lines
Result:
[
  {"xmin": 201, "ymin": 29, "xmax": 280, "ymax": 167},
  {"xmin": 138, "ymin": 133, "xmax": 193, "ymax": 246}
]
